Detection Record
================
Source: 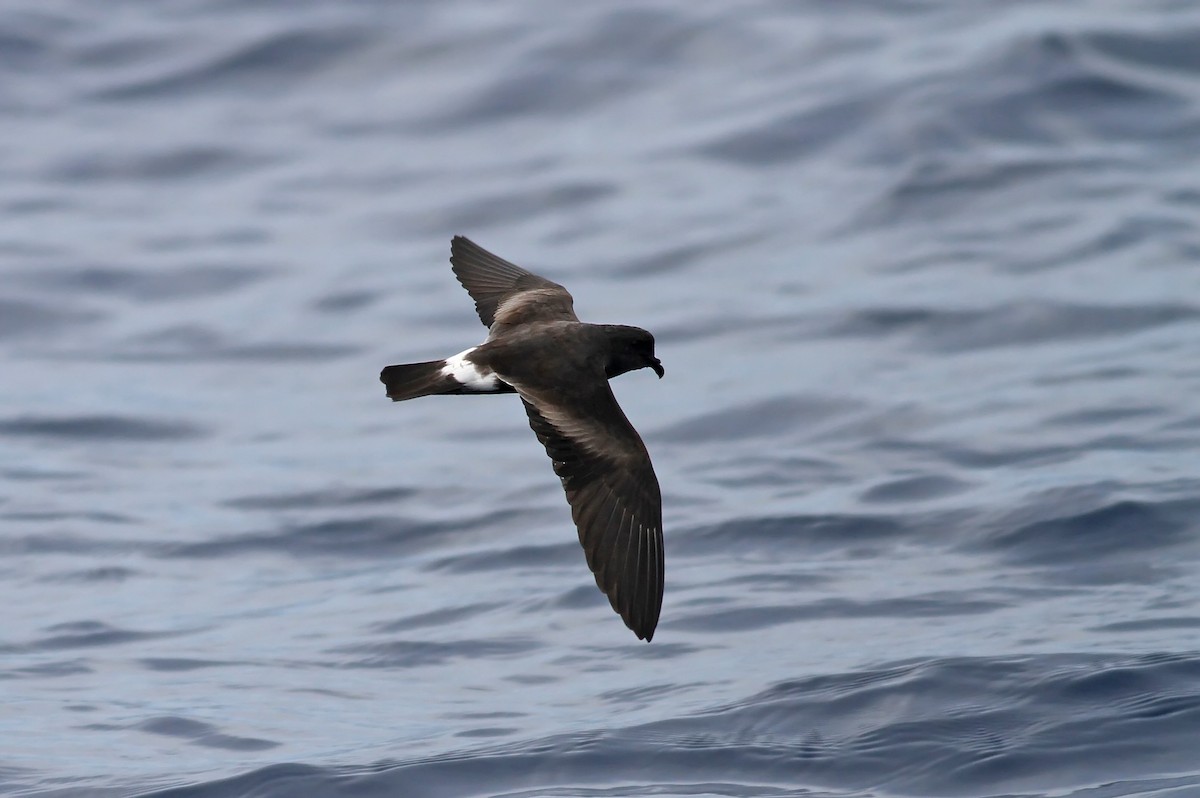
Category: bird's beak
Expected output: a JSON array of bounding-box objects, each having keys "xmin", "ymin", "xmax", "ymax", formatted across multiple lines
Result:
[{"xmin": 651, "ymin": 359, "xmax": 664, "ymax": 378}]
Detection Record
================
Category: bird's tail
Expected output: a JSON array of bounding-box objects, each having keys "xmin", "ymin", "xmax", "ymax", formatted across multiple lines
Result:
[
  {"xmin": 380, "ymin": 359, "xmax": 517, "ymax": 401},
  {"xmin": 380, "ymin": 361, "xmax": 463, "ymax": 402}
]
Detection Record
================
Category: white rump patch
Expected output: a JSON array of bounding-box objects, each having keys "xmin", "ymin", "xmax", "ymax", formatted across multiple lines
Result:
[{"xmin": 441, "ymin": 347, "xmax": 500, "ymax": 392}]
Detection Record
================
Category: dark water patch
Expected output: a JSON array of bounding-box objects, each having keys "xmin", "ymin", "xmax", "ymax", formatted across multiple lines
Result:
[
  {"xmin": 1084, "ymin": 432, "xmax": 1200, "ymax": 453},
  {"xmin": 423, "ymin": 182, "xmax": 615, "ymax": 232},
  {"xmin": 0, "ymin": 237, "xmax": 68, "ymax": 259},
  {"xmin": 713, "ymin": 571, "xmax": 836, "ymax": 591},
  {"xmin": 162, "ymin": 513, "xmax": 520, "ymax": 560},
  {"xmin": 854, "ymin": 156, "xmax": 1098, "ymax": 230},
  {"xmin": 286, "ymin": 686, "xmax": 362, "ymax": 701},
  {"xmin": 74, "ymin": 28, "xmax": 192, "ymax": 72},
  {"xmin": 1053, "ymin": 560, "xmax": 1182, "ymax": 587},
  {"xmin": 311, "ymin": 290, "xmax": 378, "ymax": 314},
  {"xmin": 3, "ymin": 195, "xmax": 76, "ymax": 215},
  {"xmin": 99, "ymin": 324, "xmax": 358, "ymax": 362},
  {"xmin": 738, "ymin": 660, "xmax": 929, "ymax": 706},
  {"xmin": 0, "ymin": 241, "xmax": 65, "ymax": 262},
  {"xmin": 0, "ymin": 298, "xmax": 101, "ymax": 339},
  {"xmin": 7, "ymin": 621, "xmax": 180, "ymax": 653},
  {"xmin": 137, "ymin": 717, "xmax": 279, "ymax": 751},
  {"xmin": 690, "ymin": 453, "xmax": 846, "ymax": 491},
  {"xmin": 93, "ymin": 26, "xmax": 370, "ymax": 100},
  {"xmin": 428, "ymin": 541, "xmax": 579, "ymax": 574},
  {"xmin": 1094, "ymin": 616, "xmax": 1200, "ymax": 634},
  {"xmin": 981, "ymin": 499, "xmax": 1197, "ymax": 568},
  {"xmin": 904, "ymin": 440, "xmax": 1075, "ymax": 469},
  {"xmin": 48, "ymin": 146, "xmax": 271, "ymax": 183},
  {"xmin": 6, "ymin": 658, "xmax": 92, "ymax": 679},
  {"xmin": 135, "ymin": 763, "xmax": 329, "ymax": 798},
  {"xmin": 0, "ymin": 414, "xmax": 206, "ymax": 442},
  {"xmin": 504, "ymin": 673, "xmax": 559, "ymax": 687},
  {"xmin": 110, "ymin": 340, "xmax": 360, "ymax": 363},
  {"xmin": 1086, "ymin": 27, "xmax": 1200, "ymax": 77},
  {"xmin": 0, "ymin": 467, "xmax": 85, "ymax": 482},
  {"xmin": 824, "ymin": 306, "xmax": 942, "ymax": 338},
  {"xmin": 681, "ymin": 513, "xmax": 907, "ymax": 557},
  {"xmin": 331, "ymin": 637, "xmax": 537, "ymax": 669},
  {"xmin": 450, "ymin": 711, "xmax": 526, "ymax": 721},
  {"xmin": 860, "ymin": 474, "xmax": 971, "ymax": 504},
  {"xmin": 940, "ymin": 29, "xmax": 1191, "ymax": 149},
  {"xmin": 1162, "ymin": 413, "xmax": 1200, "ymax": 433},
  {"xmin": 141, "ymin": 226, "xmax": 270, "ymax": 252},
  {"xmin": 652, "ymin": 312, "xmax": 806, "ymax": 346},
  {"xmin": 224, "ymin": 485, "xmax": 415, "ymax": 511},
  {"xmin": 656, "ymin": 396, "xmax": 855, "ymax": 443},
  {"xmin": 1034, "ymin": 365, "xmax": 1143, "ymax": 386},
  {"xmin": 0, "ymin": 532, "xmax": 142, "ymax": 557},
  {"xmin": 1167, "ymin": 186, "xmax": 1200, "ymax": 207},
  {"xmin": 674, "ymin": 594, "xmax": 1003, "ymax": 634},
  {"xmin": 603, "ymin": 233, "xmax": 757, "ymax": 278},
  {"xmin": 1044, "ymin": 405, "xmax": 1164, "ymax": 427},
  {"xmin": 41, "ymin": 566, "xmax": 140, "ymax": 584},
  {"xmin": 825, "ymin": 301, "xmax": 1199, "ymax": 352},
  {"xmin": 139, "ymin": 658, "xmax": 232, "ymax": 672},
  {"xmin": 370, "ymin": 604, "xmax": 495, "ymax": 634},
  {"xmin": 700, "ymin": 96, "xmax": 876, "ymax": 166},
  {"xmin": 550, "ymin": 583, "xmax": 613, "ymax": 612},
  {"xmin": 923, "ymin": 302, "xmax": 1200, "ymax": 352},
  {"xmin": 3, "ymin": 510, "xmax": 134, "ymax": 525},
  {"xmin": 0, "ymin": 24, "xmax": 48, "ymax": 71},
  {"xmin": 15, "ymin": 264, "xmax": 271, "ymax": 301},
  {"xmin": 598, "ymin": 682, "xmax": 700, "ymax": 706},
  {"xmin": 453, "ymin": 726, "xmax": 517, "ymax": 739},
  {"xmin": 1033, "ymin": 652, "xmax": 1200, "ymax": 712},
  {"xmin": 559, "ymin": 642, "xmax": 701, "ymax": 667},
  {"xmin": 432, "ymin": 8, "xmax": 696, "ymax": 126},
  {"xmin": 1010, "ymin": 213, "xmax": 1197, "ymax": 275}
]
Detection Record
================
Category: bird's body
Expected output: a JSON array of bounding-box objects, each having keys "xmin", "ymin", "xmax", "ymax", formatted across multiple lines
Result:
[{"xmin": 380, "ymin": 237, "xmax": 665, "ymax": 641}]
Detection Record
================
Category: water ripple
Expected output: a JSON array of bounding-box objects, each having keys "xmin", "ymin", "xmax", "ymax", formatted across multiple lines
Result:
[
  {"xmin": 4, "ymin": 2, "xmax": 1200, "ymax": 796},
  {"xmin": 0, "ymin": 414, "xmax": 206, "ymax": 442}
]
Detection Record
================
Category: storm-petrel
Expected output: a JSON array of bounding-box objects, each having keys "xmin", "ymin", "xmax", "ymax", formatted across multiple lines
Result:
[{"xmin": 380, "ymin": 237, "xmax": 665, "ymax": 641}]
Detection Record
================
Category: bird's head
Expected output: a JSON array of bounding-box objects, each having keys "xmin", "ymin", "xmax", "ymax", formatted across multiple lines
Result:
[{"xmin": 604, "ymin": 326, "xmax": 664, "ymax": 380}]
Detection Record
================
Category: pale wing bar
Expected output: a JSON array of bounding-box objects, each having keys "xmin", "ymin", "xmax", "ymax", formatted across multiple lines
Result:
[{"xmin": 450, "ymin": 236, "xmax": 576, "ymax": 328}]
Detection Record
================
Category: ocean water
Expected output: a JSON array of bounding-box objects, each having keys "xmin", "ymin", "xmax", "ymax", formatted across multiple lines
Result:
[{"xmin": 3, "ymin": 1, "xmax": 1200, "ymax": 796}]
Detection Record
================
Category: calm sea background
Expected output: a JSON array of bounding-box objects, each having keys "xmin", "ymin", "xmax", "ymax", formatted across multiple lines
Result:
[{"xmin": 3, "ymin": 2, "xmax": 1200, "ymax": 796}]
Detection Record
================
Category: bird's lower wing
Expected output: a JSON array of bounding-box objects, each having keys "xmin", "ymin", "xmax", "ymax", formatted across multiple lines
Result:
[{"xmin": 518, "ymin": 388, "xmax": 663, "ymax": 641}]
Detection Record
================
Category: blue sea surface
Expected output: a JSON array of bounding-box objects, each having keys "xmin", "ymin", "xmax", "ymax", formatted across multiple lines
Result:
[{"xmin": 3, "ymin": 2, "xmax": 1200, "ymax": 796}]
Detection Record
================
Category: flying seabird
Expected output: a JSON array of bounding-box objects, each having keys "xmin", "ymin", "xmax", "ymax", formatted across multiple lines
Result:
[{"xmin": 380, "ymin": 237, "xmax": 665, "ymax": 641}]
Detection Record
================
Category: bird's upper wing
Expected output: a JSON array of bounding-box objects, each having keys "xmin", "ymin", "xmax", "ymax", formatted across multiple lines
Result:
[
  {"xmin": 516, "ymin": 383, "xmax": 663, "ymax": 641},
  {"xmin": 450, "ymin": 236, "xmax": 578, "ymax": 329}
]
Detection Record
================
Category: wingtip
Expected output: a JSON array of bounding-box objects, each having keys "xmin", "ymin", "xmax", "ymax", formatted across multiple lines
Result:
[{"xmin": 629, "ymin": 613, "xmax": 658, "ymax": 642}]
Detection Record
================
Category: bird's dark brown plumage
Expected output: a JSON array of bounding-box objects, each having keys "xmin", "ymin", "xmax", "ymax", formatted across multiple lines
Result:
[{"xmin": 381, "ymin": 237, "xmax": 665, "ymax": 641}]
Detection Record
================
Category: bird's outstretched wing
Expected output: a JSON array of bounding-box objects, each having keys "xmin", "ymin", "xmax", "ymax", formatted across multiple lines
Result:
[
  {"xmin": 517, "ymin": 385, "xmax": 663, "ymax": 641},
  {"xmin": 450, "ymin": 236, "xmax": 578, "ymax": 330}
]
